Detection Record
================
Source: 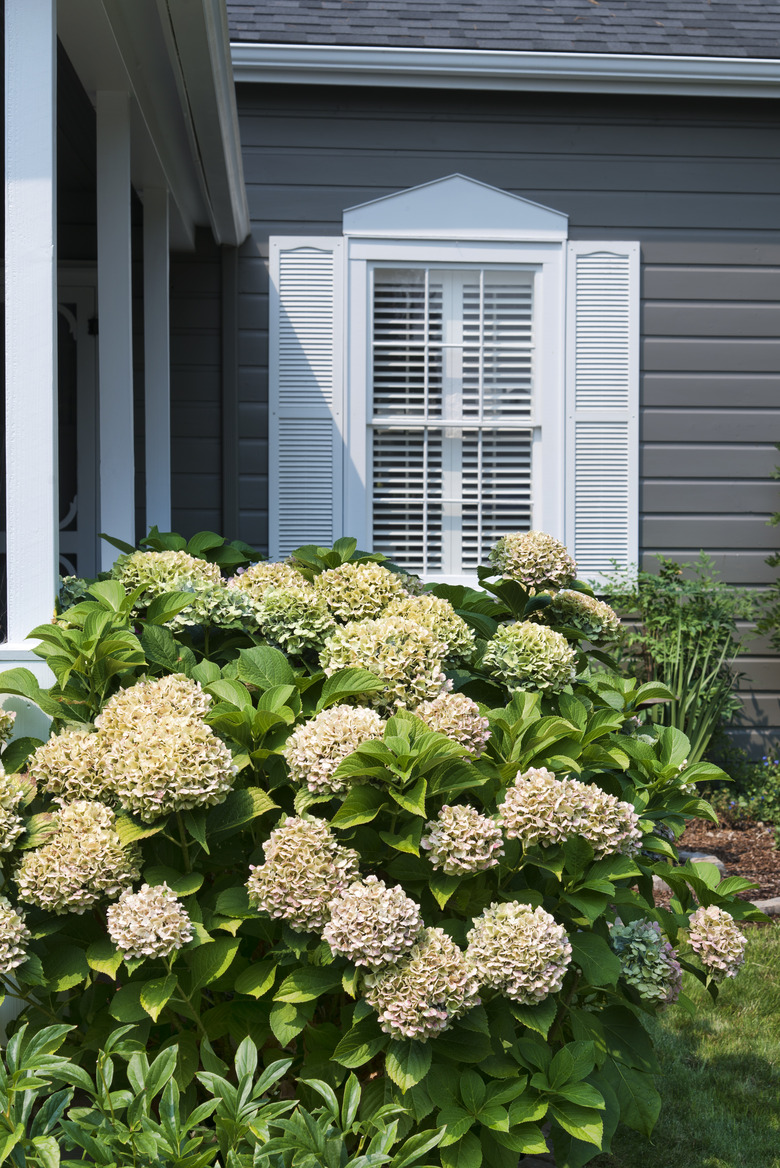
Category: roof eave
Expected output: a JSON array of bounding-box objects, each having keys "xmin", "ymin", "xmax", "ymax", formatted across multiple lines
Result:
[{"xmin": 230, "ymin": 43, "xmax": 780, "ymax": 99}]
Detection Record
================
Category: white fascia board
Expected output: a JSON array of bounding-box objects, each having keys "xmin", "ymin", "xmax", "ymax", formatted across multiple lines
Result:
[
  {"xmin": 164, "ymin": 0, "xmax": 250, "ymax": 245},
  {"xmin": 230, "ymin": 43, "xmax": 780, "ymax": 99}
]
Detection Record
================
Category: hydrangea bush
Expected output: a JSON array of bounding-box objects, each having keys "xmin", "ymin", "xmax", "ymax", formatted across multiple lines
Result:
[{"xmin": 0, "ymin": 529, "xmax": 760, "ymax": 1168}]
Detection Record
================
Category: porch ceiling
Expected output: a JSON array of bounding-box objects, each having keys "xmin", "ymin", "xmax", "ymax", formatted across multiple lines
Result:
[{"xmin": 58, "ymin": 0, "xmax": 249, "ymax": 250}]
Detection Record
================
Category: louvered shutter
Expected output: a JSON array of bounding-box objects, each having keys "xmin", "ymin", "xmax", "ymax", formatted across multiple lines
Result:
[
  {"xmin": 370, "ymin": 268, "xmax": 535, "ymax": 580},
  {"xmin": 565, "ymin": 243, "xmax": 639, "ymax": 580},
  {"xmin": 269, "ymin": 239, "xmax": 344, "ymax": 559}
]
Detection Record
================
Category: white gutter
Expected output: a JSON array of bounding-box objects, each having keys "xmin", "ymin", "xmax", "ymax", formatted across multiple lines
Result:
[{"xmin": 230, "ymin": 43, "xmax": 780, "ymax": 98}]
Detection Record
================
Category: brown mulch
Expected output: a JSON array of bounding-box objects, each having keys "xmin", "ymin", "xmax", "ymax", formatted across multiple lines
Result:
[{"xmin": 676, "ymin": 817, "xmax": 780, "ymax": 901}]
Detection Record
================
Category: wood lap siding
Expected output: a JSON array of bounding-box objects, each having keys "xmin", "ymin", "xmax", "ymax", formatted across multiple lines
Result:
[
  {"xmin": 233, "ymin": 84, "xmax": 780, "ymax": 748},
  {"xmin": 170, "ymin": 233, "xmax": 224, "ymax": 536}
]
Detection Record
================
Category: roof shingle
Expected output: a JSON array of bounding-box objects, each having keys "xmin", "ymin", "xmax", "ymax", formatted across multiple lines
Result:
[{"xmin": 226, "ymin": 0, "xmax": 780, "ymax": 58}]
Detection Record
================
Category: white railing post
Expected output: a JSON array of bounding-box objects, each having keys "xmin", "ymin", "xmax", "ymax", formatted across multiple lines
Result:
[
  {"xmin": 143, "ymin": 187, "xmax": 172, "ymax": 532},
  {"xmin": 4, "ymin": 0, "xmax": 58, "ymax": 644},
  {"xmin": 97, "ymin": 90, "xmax": 135, "ymax": 568}
]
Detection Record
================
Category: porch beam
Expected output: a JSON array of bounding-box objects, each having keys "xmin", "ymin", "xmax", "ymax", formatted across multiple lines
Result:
[
  {"xmin": 143, "ymin": 187, "xmax": 171, "ymax": 531},
  {"xmin": 97, "ymin": 90, "xmax": 135, "ymax": 569},
  {"xmin": 4, "ymin": 0, "xmax": 58, "ymax": 644}
]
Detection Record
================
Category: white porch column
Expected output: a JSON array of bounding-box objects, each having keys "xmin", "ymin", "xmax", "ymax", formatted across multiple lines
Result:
[
  {"xmin": 4, "ymin": 0, "xmax": 58, "ymax": 645},
  {"xmin": 143, "ymin": 187, "xmax": 171, "ymax": 531},
  {"xmin": 97, "ymin": 91, "xmax": 135, "ymax": 569}
]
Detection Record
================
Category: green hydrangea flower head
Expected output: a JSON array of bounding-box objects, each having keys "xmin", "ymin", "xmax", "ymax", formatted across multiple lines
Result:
[
  {"xmin": 414, "ymin": 693, "xmax": 490, "ymax": 758},
  {"xmin": 313, "ymin": 561, "xmax": 406, "ymax": 622},
  {"xmin": 483, "ymin": 621, "xmax": 577, "ymax": 693},
  {"xmin": 320, "ymin": 617, "xmax": 447, "ymax": 711},
  {"xmin": 385, "ymin": 594, "xmax": 476, "ymax": 660},
  {"xmin": 547, "ymin": 590, "xmax": 622, "ymax": 642},
  {"xmin": 421, "ymin": 804, "xmax": 504, "ymax": 875},
  {"xmin": 489, "ymin": 531, "xmax": 576, "ymax": 592},
  {"xmin": 610, "ymin": 918, "xmax": 682, "ymax": 1005},
  {"xmin": 255, "ymin": 582, "xmax": 336, "ymax": 654}
]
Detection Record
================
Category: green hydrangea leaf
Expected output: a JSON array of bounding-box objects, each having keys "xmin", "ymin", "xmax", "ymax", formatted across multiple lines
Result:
[{"xmin": 386, "ymin": 1038, "xmax": 432, "ymax": 1091}]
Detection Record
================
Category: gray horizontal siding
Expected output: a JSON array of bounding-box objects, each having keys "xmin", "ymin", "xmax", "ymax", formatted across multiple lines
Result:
[{"xmin": 232, "ymin": 84, "xmax": 780, "ymax": 748}]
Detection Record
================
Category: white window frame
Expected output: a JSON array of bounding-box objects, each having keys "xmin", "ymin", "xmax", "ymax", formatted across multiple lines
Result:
[{"xmin": 343, "ymin": 237, "xmax": 566, "ymax": 586}]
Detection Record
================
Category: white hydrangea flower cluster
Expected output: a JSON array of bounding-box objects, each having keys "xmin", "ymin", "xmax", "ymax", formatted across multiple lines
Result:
[
  {"xmin": 466, "ymin": 901, "xmax": 572, "ymax": 1004},
  {"xmin": 0, "ymin": 707, "xmax": 16, "ymax": 746},
  {"xmin": 421, "ymin": 804, "xmax": 504, "ymax": 876},
  {"xmin": 246, "ymin": 817, "xmax": 360, "ymax": 932},
  {"xmin": 687, "ymin": 905, "xmax": 746, "ymax": 981},
  {"xmin": 321, "ymin": 617, "xmax": 448, "ymax": 711},
  {"xmin": 414, "ymin": 693, "xmax": 490, "ymax": 758},
  {"xmin": 254, "ymin": 583, "xmax": 336, "ymax": 654},
  {"xmin": 101, "ymin": 713, "xmax": 237, "ymax": 822},
  {"xmin": 489, "ymin": 532, "xmax": 577, "ymax": 592},
  {"xmin": 324, "ymin": 876, "xmax": 423, "ymax": 967},
  {"xmin": 29, "ymin": 729, "xmax": 113, "ymax": 805},
  {"xmin": 0, "ymin": 895, "xmax": 30, "ymax": 973},
  {"xmin": 35, "ymin": 676, "xmax": 237, "ymax": 822},
  {"xmin": 548, "ymin": 590, "xmax": 622, "ymax": 643},
  {"xmin": 107, "ymin": 882, "xmax": 194, "ymax": 960},
  {"xmin": 313, "ymin": 562, "xmax": 406, "ymax": 622},
  {"xmin": 0, "ymin": 771, "xmax": 27, "ymax": 852},
  {"xmin": 385, "ymin": 594, "xmax": 476, "ymax": 660},
  {"xmin": 610, "ymin": 919, "xmax": 682, "ymax": 1006},
  {"xmin": 230, "ymin": 561, "xmax": 308, "ymax": 600},
  {"xmin": 172, "ymin": 583, "xmax": 259, "ymax": 631},
  {"xmin": 500, "ymin": 767, "xmax": 642, "ymax": 858},
  {"xmin": 112, "ymin": 549, "xmax": 221, "ymax": 602},
  {"xmin": 282, "ymin": 705, "xmax": 386, "ymax": 796},
  {"xmin": 363, "ymin": 926, "xmax": 481, "ymax": 1041},
  {"xmin": 15, "ymin": 801, "xmax": 140, "ymax": 915},
  {"xmin": 483, "ymin": 621, "xmax": 577, "ymax": 693}
]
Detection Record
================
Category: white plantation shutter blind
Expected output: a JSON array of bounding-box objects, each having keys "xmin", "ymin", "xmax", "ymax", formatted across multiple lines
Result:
[
  {"xmin": 566, "ymin": 243, "xmax": 639, "ymax": 580},
  {"xmin": 371, "ymin": 268, "xmax": 534, "ymax": 578},
  {"xmin": 269, "ymin": 239, "xmax": 344, "ymax": 559}
]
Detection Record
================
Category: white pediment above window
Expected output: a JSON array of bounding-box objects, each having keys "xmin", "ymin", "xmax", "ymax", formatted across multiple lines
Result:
[{"xmin": 343, "ymin": 174, "xmax": 568, "ymax": 242}]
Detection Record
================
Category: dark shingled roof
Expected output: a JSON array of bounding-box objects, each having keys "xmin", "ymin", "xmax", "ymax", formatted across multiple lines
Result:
[{"xmin": 226, "ymin": 0, "xmax": 780, "ymax": 57}]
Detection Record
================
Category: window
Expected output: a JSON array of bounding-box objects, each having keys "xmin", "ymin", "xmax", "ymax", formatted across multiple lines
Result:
[{"xmin": 269, "ymin": 176, "xmax": 638, "ymax": 584}]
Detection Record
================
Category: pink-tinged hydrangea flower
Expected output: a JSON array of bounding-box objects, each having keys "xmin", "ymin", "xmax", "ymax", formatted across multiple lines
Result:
[
  {"xmin": 283, "ymin": 706, "xmax": 386, "ymax": 797},
  {"xmin": 320, "ymin": 617, "xmax": 448, "ymax": 711},
  {"xmin": 97, "ymin": 674, "xmax": 212, "ymax": 732},
  {"xmin": 687, "ymin": 904, "xmax": 746, "ymax": 981},
  {"xmin": 0, "ymin": 708, "xmax": 16, "ymax": 746},
  {"xmin": 107, "ymin": 882, "xmax": 194, "ymax": 960},
  {"xmin": 414, "ymin": 693, "xmax": 490, "ymax": 758},
  {"xmin": 28, "ymin": 729, "xmax": 113, "ymax": 806},
  {"xmin": 421, "ymin": 804, "xmax": 504, "ymax": 876},
  {"xmin": 0, "ymin": 770, "xmax": 27, "ymax": 851},
  {"xmin": 324, "ymin": 876, "xmax": 422, "ymax": 968},
  {"xmin": 385, "ymin": 594, "xmax": 476, "ymax": 660},
  {"xmin": 610, "ymin": 918, "xmax": 682, "ymax": 1006},
  {"xmin": 15, "ymin": 801, "xmax": 140, "ymax": 915},
  {"xmin": 547, "ymin": 590, "xmax": 622, "ymax": 643},
  {"xmin": 483, "ymin": 621, "xmax": 577, "ymax": 694},
  {"xmin": 246, "ymin": 816, "xmax": 360, "ymax": 933},
  {"xmin": 0, "ymin": 896, "xmax": 30, "ymax": 973},
  {"xmin": 363, "ymin": 927, "xmax": 481, "ymax": 1041},
  {"xmin": 313, "ymin": 562, "xmax": 406, "ymax": 622},
  {"xmin": 100, "ymin": 712, "xmax": 237, "ymax": 822},
  {"xmin": 466, "ymin": 901, "xmax": 571, "ymax": 1004},
  {"xmin": 489, "ymin": 532, "xmax": 576, "ymax": 592},
  {"xmin": 499, "ymin": 767, "xmax": 642, "ymax": 858}
]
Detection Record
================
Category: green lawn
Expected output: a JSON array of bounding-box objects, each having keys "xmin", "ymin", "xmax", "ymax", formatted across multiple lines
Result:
[{"xmin": 591, "ymin": 925, "xmax": 780, "ymax": 1168}]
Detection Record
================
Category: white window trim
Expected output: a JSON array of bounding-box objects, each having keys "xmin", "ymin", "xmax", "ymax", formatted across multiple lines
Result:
[{"xmin": 343, "ymin": 237, "xmax": 566, "ymax": 585}]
